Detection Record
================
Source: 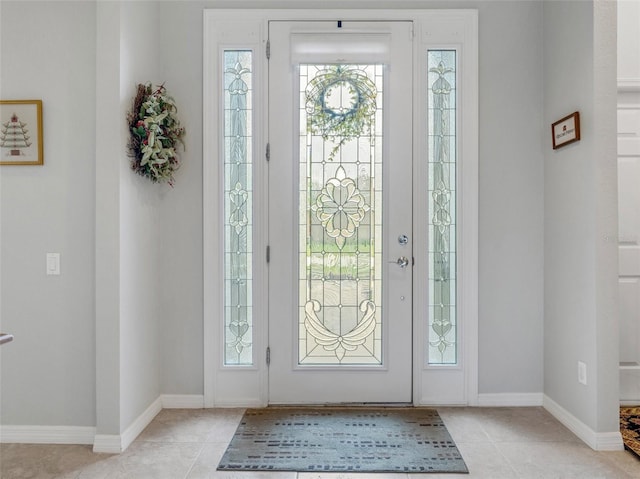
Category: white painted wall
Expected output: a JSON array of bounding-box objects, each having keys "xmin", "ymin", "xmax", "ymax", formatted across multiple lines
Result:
[
  {"xmin": 95, "ymin": 0, "xmax": 122, "ymax": 436},
  {"xmin": 118, "ymin": 0, "xmax": 163, "ymax": 433},
  {"xmin": 543, "ymin": 0, "xmax": 619, "ymax": 435},
  {"xmin": 1, "ymin": 1, "xmax": 548, "ymax": 431},
  {"xmin": 94, "ymin": 0, "xmax": 164, "ymax": 443},
  {"xmin": 2, "ymin": 0, "xmax": 621, "ymax": 442},
  {"xmin": 474, "ymin": 0, "xmax": 544, "ymax": 395},
  {"xmin": 1, "ymin": 0, "xmax": 164, "ymax": 440},
  {"xmin": 157, "ymin": 2, "xmax": 205, "ymax": 395},
  {"xmin": 0, "ymin": 0, "xmax": 97, "ymax": 427},
  {"xmin": 157, "ymin": 0, "xmax": 545, "ymax": 398}
]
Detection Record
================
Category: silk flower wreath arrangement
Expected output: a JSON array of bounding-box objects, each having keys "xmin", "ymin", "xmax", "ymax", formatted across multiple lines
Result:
[{"xmin": 128, "ymin": 83, "xmax": 185, "ymax": 186}]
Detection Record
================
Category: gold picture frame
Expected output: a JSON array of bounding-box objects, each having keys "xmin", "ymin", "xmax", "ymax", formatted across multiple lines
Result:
[{"xmin": 0, "ymin": 100, "xmax": 44, "ymax": 165}]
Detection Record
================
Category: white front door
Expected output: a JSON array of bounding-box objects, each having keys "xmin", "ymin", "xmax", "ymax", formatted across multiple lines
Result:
[
  {"xmin": 204, "ymin": 9, "xmax": 478, "ymax": 408},
  {"xmin": 268, "ymin": 21, "xmax": 414, "ymax": 404}
]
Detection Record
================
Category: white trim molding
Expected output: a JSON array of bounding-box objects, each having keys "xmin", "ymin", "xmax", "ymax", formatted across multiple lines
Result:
[
  {"xmin": 477, "ymin": 393, "xmax": 544, "ymax": 407},
  {"xmin": 543, "ymin": 395, "xmax": 624, "ymax": 451},
  {"xmin": 92, "ymin": 434, "xmax": 123, "ymax": 454},
  {"xmin": 2, "ymin": 395, "xmax": 208, "ymax": 452},
  {"xmin": 202, "ymin": 10, "xmax": 269, "ymax": 408},
  {"xmin": 120, "ymin": 397, "xmax": 162, "ymax": 451},
  {"xmin": 0, "ymin": 425, "xmax": 95, "ymax": 445},
  {"xmin": 94, "ymin": 396, "xmax": 162, "ymax": 453},
  {"xmin": 204, "ymin": 7, "xmax": 479, "ymax": 409},
  {"xmin": 618, "ymin": 79, "xmax": 640, "ymax": 92}
]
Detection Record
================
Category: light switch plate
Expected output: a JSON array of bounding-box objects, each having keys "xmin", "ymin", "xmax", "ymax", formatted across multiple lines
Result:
[
  {"xmin": 578, "ymin": 361, "xmax": 587, "ymax": 385},
  {"xmin": 46, "ymin": 253, "xmax": 60, "ymax": 275}
]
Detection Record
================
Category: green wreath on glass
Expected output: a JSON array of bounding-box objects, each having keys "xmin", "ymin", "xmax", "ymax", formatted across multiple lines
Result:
[{"xmin": 305, "ymin": 65, "xmax": 378, "ymax": 161}]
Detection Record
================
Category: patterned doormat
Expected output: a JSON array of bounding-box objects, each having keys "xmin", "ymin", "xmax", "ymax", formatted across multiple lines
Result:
[
  {"xmin": 217, "ymin": 407, "xmax": 468, "ymax": 473},
  {"xmin": 620, "ymin": 406, "xmax": 640, "ymax": 459}
]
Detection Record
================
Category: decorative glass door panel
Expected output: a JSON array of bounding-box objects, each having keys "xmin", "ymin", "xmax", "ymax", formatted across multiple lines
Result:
[
  {"xmin": 427, "ymin": 51, "xmax": 458, "ymax": 365},
  {"xmin": 204, "ymin": 10, "xmax": 477, "ymax": 408},
  {"xmin": 224, "ymin": 50, "xmax": 253, "ymax": 365},
  {"xmin": 299, "ymin": 64, "xmax": 383, "ymax": 365},
  {"xmin": 268, "ymin": 21, "xmax": 413, "ymax": 404}
]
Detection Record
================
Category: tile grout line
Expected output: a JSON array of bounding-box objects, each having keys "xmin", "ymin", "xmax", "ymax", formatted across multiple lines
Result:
[{"xmin": 180, "ymin": 442, "xmax": 206, "ymax": 479}]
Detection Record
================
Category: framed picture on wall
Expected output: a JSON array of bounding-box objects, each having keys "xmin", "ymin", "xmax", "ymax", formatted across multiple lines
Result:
[
  {"xmin": 0, "ymin": 100, "xmax": 44, "ymax": 165},
  {"xmin": 551, "ymin": 111, "xmax": 580, "ymax": 150}
]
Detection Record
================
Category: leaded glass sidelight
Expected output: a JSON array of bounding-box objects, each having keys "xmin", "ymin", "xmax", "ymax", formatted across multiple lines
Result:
[
  {"xmin": 224, "ymin": 50, "xmax": 253, "ymax": 365},
  {"xmin": 427, "ymin": 51, "xmax": 457, "ymax": 365},
  {"xmin": 298, "ymin": 64, "xmax": 383, "ymax": 365}
]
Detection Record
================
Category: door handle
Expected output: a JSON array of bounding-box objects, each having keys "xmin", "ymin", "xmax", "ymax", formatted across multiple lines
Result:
[{"xmin": 389, "ymin": 256, "xmax": 410, "ymax": 268}]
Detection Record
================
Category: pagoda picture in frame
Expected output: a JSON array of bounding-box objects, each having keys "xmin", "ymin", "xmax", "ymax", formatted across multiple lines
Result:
[{"xmin": 0, "ymin": 100, "xmax": 43, "ymax": 165}]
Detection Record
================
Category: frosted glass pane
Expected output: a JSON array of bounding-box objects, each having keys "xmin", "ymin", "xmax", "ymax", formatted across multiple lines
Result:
[
  {"xmin": 224, "ymin": 50, "xmax": 253, "ymax": 366},
  {"xmin": 298, "ymin": 64, "xmax": 383, "ymax": 365},
  {"xmin": 427, "ymin": 51, "xmax": 458, "ymax": 365}
]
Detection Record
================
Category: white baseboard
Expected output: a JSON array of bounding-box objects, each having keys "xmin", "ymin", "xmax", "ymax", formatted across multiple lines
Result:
[
  {"xmin": 477, "ymin": 393, "xmax": 543, "ymax": 407},
  {"xmin": 543, "ymin": 394, "xmax": 624, "ymax": 451},
  {"xmin": 121, "ymin": 396, "xmax": 162, "ymax": 451},
  {"xmin": 161, "ymin": 394, "xmax": 204, "ymax": 409},
  {"xmin": 1, "ymin": 395, "xmax": 201, "ymax": 452},
  {"xmin": 212, "ymin": 399, "xmax": 264, "ymax": 408},
  {"xmin": 92, "ymin": 434, "xmax": 123, "ymax": 454},
  {"xmin": 0, "ymin": 425, "xmax": 95, "ymax": 445},
  {"xmin": 93, "ymin": 395, "xmax": 162, "ymax": 453},
  {"xmin": 1, "ymin": 397, "xmax": 162, "ymax": 453},
  {"xmin": 419, "ymin": 399, "xmax": 469, "ymax": 407}
]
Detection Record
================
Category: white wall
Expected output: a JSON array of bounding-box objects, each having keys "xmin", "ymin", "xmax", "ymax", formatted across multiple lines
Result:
[
  {"xmin": 0, "ymin": 0, "xmax": 97, "ymax": 427},
  {"xmin": 0, "ymin": 0, "xmax": 164, "ymax": 440},
  {"xmin": 95, "ymin": 0, "xmax": 122, "ymax": 436},
  {"xmin": 94, "ymin": 0, "xmax": 165, "ymax": 439},
  {"xmin": 94, "ymin": 0, "xmax": 165, "ymax": 442},
  {"xmin": 12, "ymin": 0, "xmax": 628, "ymax": 440},
  {"xmin": 118, "ymin": 0, "xmax": 163, "ymax": 432},
  {"xmin": 157, "ymin": 0, "xmax": 545, "ymax": 398},
  {"xmin": 158, "ymin": 2, "xmax": 206, "ymax": 395},
  {"xmin": 475, "ymin": 0, "xmax": 544, "ymax": 395},
  {"xmin": 543, "ymin": 0, "xmax": 619, "ymax": 435}
]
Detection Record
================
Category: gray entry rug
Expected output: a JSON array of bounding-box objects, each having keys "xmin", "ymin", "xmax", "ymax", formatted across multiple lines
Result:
[{"xmin": 217, "ymin": 407, "xmax": 468, "ymax": 473}]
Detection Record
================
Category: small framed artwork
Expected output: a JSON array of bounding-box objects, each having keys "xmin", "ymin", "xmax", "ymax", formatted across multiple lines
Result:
[
  {"xmin": 0, "ymin": 100, "xmax": 44, "ymax": 165},
  {"xmin": 552, "ymin": 111, "xmax": 580, "ymax": 150}
]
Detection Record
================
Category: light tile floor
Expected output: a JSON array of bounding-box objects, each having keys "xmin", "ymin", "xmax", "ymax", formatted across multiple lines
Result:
[{"xmin": 1, "ymin": 407, "xmax": 639, "ymax": 478}]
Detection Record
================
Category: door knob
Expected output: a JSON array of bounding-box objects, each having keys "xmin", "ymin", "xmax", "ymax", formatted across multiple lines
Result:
[{"xmin": 389, "ymin": 256, "xmax": 410, "ymax": 267}]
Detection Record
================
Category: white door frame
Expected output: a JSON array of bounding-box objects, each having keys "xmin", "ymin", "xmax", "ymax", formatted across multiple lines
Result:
[{"xmin": 203, "ymin": 8, "xmax": 478, "ymax": 407}]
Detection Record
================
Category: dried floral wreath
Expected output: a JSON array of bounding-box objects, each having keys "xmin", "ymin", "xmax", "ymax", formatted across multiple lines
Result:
[
  {"xmin": 127, "ymin": 83, "xmax": 185, "ymax": 186},
  {"xmin": 305, "ymin": 65, "xmax": 378, "ymax": 161}
]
